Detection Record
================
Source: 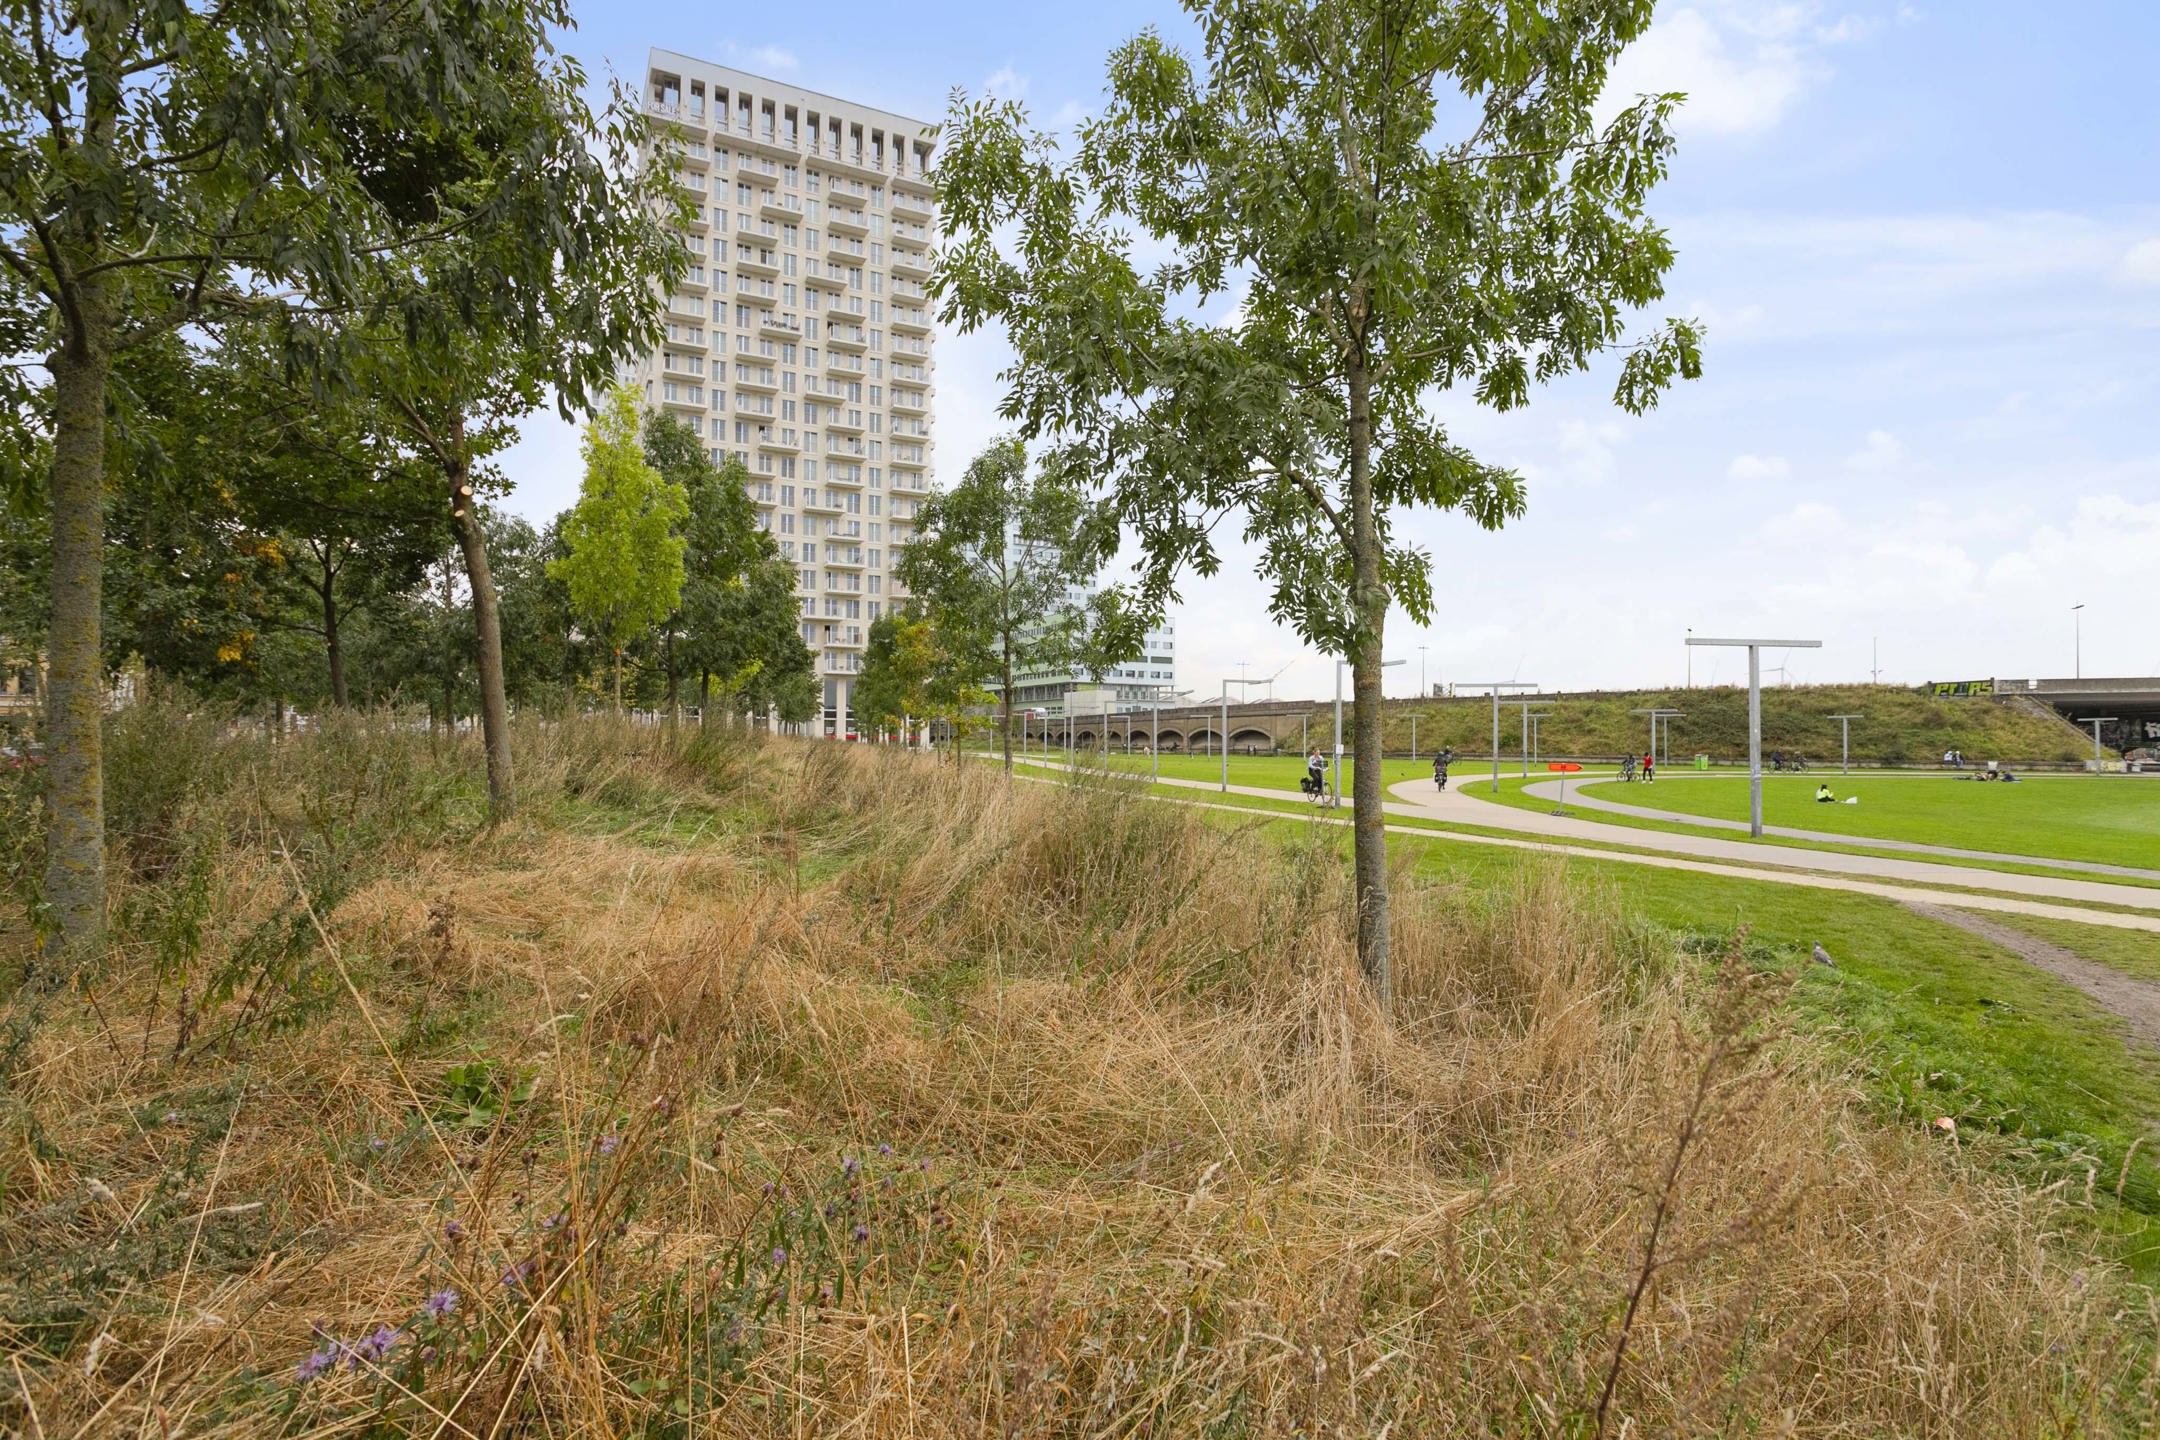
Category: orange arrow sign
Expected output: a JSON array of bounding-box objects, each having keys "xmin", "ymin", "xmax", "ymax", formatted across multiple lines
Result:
[{"xmin": 1548, "ymin": 762, "xmax": 1583, "ymax": 773}]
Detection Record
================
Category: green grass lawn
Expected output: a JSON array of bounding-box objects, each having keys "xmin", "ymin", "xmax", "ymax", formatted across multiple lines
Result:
[
  {"xmin": 996, "ymin": 746, "xmax": 1435, "ymax": 794},
  {"xmin": 1563, "ymin": 771, "xmax": 2160, "ymax": 870},
  {"xmin": 1133, "ymin": 787, "xmax": 2160, "ymax": 1277}
]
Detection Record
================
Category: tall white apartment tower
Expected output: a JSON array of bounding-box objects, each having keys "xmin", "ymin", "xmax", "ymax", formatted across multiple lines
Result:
[{"xmin": 634, "ymin": 52, "xmax": 937, "ymax": 736}]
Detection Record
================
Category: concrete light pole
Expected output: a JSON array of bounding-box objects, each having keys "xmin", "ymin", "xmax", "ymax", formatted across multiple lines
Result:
[
  {"xmin": 2085, "ymin": 716, "xmax": 2117, "ymax": 771},
  {"xmin": 1402, "ymin": 710, "xmax": 1427, "ymax": 761},
  {"xmin": 2074, "ymin": 603, "xmax": 2085, "ymax": 680},
  {"xmin": 1219, "ymin": 676, "xmax": 1269, "ymax": 792},
  {"xmin": 1334, "ymin": 657, "xmax": 1406, "ymax": 808},
  {"xmin": 1460, "ymin": 683, "xmax": 1538, "ymax": 794},
  {"xmin": 1685, "ymin": 637, "xmax": 1822, "ymax": 837},
  {"xmin": 1828, "ymin": 713, "xmax": 1863, "ymax": 775},
  {"xmin": 1523, "ymin": 711, "xmax": 1552, "ymax": 767}
]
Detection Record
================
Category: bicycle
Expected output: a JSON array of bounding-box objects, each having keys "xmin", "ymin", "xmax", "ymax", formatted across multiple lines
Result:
[{"xmin": 1618, "ymin": 755, "xmax": 1637, "ymax": 783}]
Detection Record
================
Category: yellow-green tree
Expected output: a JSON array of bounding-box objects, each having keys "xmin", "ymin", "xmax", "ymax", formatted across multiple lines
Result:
[{"xmin": 549, "ymin": 387, "xmax": 689, "ymax": 709}]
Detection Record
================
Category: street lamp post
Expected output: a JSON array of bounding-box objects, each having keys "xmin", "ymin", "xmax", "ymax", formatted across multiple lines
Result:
[
  {"xmin": 2085, "ymin": 716, "xmax": 2117, "ymax": 771},
  {"xmin": 2074, "ymin": 603, "xmax": 2085, "ymax": 679},
  {"xmin": 1828, "ymin": 713, "xmax": 1863, "ymax": 775},
  {"xmin": 1334, "ymin": 657, "xmax": 1406, "ymax": 808},
  {"xmin": 1685, "ymin": 637, "xmax": 1822, "ymax": 837},
  {"xmin": 1220, "ymin": 676, "xmax": 1270, "ymax": 792},
  {"xmin": 1402, "ymin": 710, "xmax": 1427, "ymax": 761},
  {"xmin": 1523, "ymin": 711, "xmax": 1553, "ymax": 769},
  {"xmin": 1630, "ymin": 707, "xmax": 1684, "ymax": 768},
  {"xmin": 1459, "ymin": 683, "xmax": 1539, "ymax": 794}
]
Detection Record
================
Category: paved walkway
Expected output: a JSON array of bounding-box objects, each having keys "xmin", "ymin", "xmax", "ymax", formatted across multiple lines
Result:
[
  {"xmin": 1517, "ymin": 776, "xmax": 2160, "ymax": 881},
  {"xmin": 1382, "ymin": 778, "xmax": 2160, "ymax": 913},
  {"xmin": 1013, "ymin": 759, "xmax": 2160, "ymax": 925}
]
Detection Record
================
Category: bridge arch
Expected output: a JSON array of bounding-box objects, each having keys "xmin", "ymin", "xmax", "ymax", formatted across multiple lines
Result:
[{"xmin": 1228, "ymin": 727, "xmax": 1277, "ymax": 752}]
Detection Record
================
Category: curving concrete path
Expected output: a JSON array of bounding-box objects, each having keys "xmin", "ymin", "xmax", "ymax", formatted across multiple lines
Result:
[
  {"xmin": 1381, "ymin": 777, "xmax": 2160, "ymax": 913},
  {"xmin": 1512, "ymin": 775, "xmax": 2160, "ymax": 882}
]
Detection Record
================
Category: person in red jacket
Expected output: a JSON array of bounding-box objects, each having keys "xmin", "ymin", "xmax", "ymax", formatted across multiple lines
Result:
[{"xmin": 1641, "ymin": 751, "xmax": 1656, "ymax": 783}]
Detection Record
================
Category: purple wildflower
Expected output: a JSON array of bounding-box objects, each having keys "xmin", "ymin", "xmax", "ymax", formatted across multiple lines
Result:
[
  {"xmin": 421, "ymin": 1345, "xmax": 438, "ymax": 1363},
  {"xmin": 878, "ymin": 1143, "xmax": 892, "ymax": 1157},
  {"xmin": 596, "ymin": 1133, "xmax": 619, "ymax": 1155},
  {"xmin": 501, "ymin": 1262, "xmax": 531, "ymax": 1289},
  {"xmin": 424, "ymin": 1289, "xmax": 458, "ymax": 1321},
  {"xmin": 852, "ymin": 1224, "xmax": 869, "ymax": 1243},
  {"xmin": 770, "ymin": 1247, "xmax": 788, "ymax": 1266},
  {"xmin": 356, "ymin": 1326, "xmax": 403, "ymax": 1363},
  {"xmin": 541, "ymin": 1211, "xmax": 565, "ymax": 1232},
  {"xmin": 296, "ymin": 1348, "xmax": 336, "ymax": 1382},
  {"xmin": 841, "ymin": 1156, "xmax": 859, "ymax": 1175},
  {"xmin": 368, "ymin": 1137, "xmax": 387, "ymax": 1152},
  {"xmin": 443, "ymin": 1218, "xmax": 466, "ymax": 1241}
]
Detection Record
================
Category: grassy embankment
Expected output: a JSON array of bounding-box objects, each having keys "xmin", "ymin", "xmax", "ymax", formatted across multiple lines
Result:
[
  {"xmin": 1356, "ymin": 683, "xmax": 2099, "ymax": 764},
  {"xmin": 1, "ymin": 704, "xmax": 2155, "ymax": 1434}
]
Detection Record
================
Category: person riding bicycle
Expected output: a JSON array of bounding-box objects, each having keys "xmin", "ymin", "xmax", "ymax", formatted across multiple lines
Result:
[
  {"xmin": 1303, "ymin": 749, "xmax": 1326, "ymax": 800},
  {"xmin": 1619, "ymin": 754, "xmax": 1637, "ymax": 782},
  {"xmin": 1770, "ymin": 748, "xmax": 1785, "ymax": 772},
  {"xmin": 1432, "ymin": 750, "xmax": 1450, "ymax": 791}
]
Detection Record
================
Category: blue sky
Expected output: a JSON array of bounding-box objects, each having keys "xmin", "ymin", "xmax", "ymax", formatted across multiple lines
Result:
[{"xmin": 501, "ymin": 0, "xmax": 2160, "ymax": 700}]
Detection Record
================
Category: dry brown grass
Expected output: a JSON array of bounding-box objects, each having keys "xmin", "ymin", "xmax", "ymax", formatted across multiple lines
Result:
[{"xmin": 0, "ymin": 712, "xmax": 2150, "ymax": 1436}]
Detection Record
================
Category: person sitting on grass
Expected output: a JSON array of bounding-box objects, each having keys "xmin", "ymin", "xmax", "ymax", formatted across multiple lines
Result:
[{"xmin": 1815, "ymin": 782, "xmax": 1836, "ymax": 803}]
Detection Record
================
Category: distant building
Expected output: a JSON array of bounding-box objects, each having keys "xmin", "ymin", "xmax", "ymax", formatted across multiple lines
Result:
[
  {"xmin": 629, "ymin": 51, "xmax": 938, "ymax": 736},
  {"xmin": 999, "ymin": 587, "xmax": 1176, "ymax": 715}
]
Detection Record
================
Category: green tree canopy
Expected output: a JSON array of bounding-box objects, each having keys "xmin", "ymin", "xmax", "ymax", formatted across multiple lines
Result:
[
  {"xmin": 935, "ymin": 0, "xmax": 1700, "ymax": 996},
  {"xmin": 894, "ymin": 438, "xmax": 1132, "ymax": 772},
  {"xmin": 550, "ymin": 387, "xmax": 689, "ymax": 709}
]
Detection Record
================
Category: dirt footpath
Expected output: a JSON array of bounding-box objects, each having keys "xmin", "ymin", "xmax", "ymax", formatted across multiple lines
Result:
[{"xmin": 1905, "ymin": 902, "xmax": 2160, "ymax": 1048}]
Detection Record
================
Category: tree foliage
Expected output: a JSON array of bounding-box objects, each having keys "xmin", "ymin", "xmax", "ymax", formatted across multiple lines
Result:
[
  {"xmin": 934, "ymin": 0, "xmax": 1700, "ymax": 995},
  {"xmin": 894, "ymin": 437, "xmax": 1132, "ymax": 772},
  {"xmin": 550, "ymin": 386, "xmax": 688, "ymax": 708}
]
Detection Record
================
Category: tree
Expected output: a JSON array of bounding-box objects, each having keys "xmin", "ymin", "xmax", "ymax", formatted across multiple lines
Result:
[
  {"xmin": 550, "ymin": 387, "xmax": 688, "ymax": 710},
  {"xmin": 936, "ymin": 0, "xmax": 1701, "ymax": 999},
  {"xmin": 854, "ymin": 607, "xmax": 937, "ymax": 739},
  {"xmin": 0, "ymin": 0, "xmax": 642, "ymax": 966},
  {"xmin": 641, "ymin": 413, "xmax": 766, "ymax": 719},
  {"xmin": 894, "ymin": 438, "xmax": 1113, "ymax": 773}
]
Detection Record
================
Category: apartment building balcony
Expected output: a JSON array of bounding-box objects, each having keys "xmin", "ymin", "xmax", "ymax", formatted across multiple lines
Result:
[
  {"xmin": 891, "ymin": 250, "xmax": 931, "ymax": 281},
  {"xmin": 805, "ymin": 266, "xmax": 845, "ymax": 292},
  {"xmin": 891, "ymin": 390, "xmax": 929, "ymax": 414},
  {"xmin": 890, "ymin": 309, "xmax": 931, "ymax": 335},
  {"xmin": 826, "ymin": 327, "xmax": 868, "ymax": 352},
  {"xmin": 659, "ymin": 390, "xmax": 705, "ymax": 419},
  {"xmin": 801, "ymin": 492, "xmax": 844, "ymax": 514},
  {"xmin": 890, "ymin": 448, "xmax": 929, "ymax": 471},
  {"xmin": 732, "ymin": 368, "xmax": 779, "ymax": 394},
  {"xmin": 824, "ymin": 549, "xmax": 866, "ymax": 569},
  {"xmin": 826, "ymin": 207, "xmax": 869, "ymax": 237},
  {"xmin": 757, "ymin": 430, "xmax": 800, "ymax": 454},
  {"xmin": 758, "ymin": 312, "xmax": 801, "ymax": 340},
  {"xmin": 734, "ymin": 274, "xmax": 777, "ymax": 301},
  {"xmin": 661, "ymin": 352, "xmax": 705, "ymax": 378},
  {"xmin": 735, "ymin": 249, "xmax": 778, "ymax": 277},
  {"xmin": 760, "ymin": 194, "xmax": 802, "ymax": 221},
  {"xmin": 675, "ymin": 266, "xmax": 710, "ymax": 293},
  {"xmin": 891, "ymin": 336, "xmax": 930, "ymax": 358},
  {"xmin": 823, "ymin": 465, "xmax": 864, "ymax": 490},
  {"xmin": 824, "ymin": 410, "xmax": 865, "ymax": 436},
  {"xmin": 892, "ymin": 191, "xmax": 932, "ymax": 222},
  {"xmin": 647, "ymin": 99, "xmax": 710, "ymax": 136},
  {"xmin": 825, "ymin": 353, "xmax": 866, "ymax": 378},
  {"xmin": 825, "ymin": 237, "xmax": 868, "ymax": 262}
]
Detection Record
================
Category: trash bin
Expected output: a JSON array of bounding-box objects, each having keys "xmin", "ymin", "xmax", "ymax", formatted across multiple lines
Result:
[{"xmin": 1694, "ymin": 754, "xmax": 1709, "ymax": 770}]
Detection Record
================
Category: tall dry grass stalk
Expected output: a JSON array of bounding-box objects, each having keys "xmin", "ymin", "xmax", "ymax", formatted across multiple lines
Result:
[{"xmin": 0, "ymin": 709, "xmax": 2147, "ymax": 1435}]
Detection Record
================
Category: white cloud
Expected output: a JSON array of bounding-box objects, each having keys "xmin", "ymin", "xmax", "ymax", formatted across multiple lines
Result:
[
  {"xmin": 1844, "ymin": 429, "xmax": 1904, "ymax": 470},
  {"xmin": 983, "ymin": 66, "xmax": 1029, "ymax": 100},
  {"xmin": 1727, "ymin": 454, "xmax": 1789, "ymax": 481},
  {"xmin": 1049, "ymin": 100, "xmax": 1091, "ymax": 130},
  {"xmin": 1601, "ymin": 8, "xmax": 1813, "ymax": 136},
  {"xmin": 748, "ymin": 45, "xmax": 798, "ymax": 72},
  {"xmin": 2123, "ymin": 238, "xmax": 2160, "ymax": 286}
]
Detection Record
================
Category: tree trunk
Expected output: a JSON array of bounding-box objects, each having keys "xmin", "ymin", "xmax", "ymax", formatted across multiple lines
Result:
[
  {"xmin": 1347, "ymin": 359, "xmax": 1390, "ymax": 1005},
  {"xmin": 1001, "ymin": 645, "xmax": 1014, "ymax": 774},
  {"xmin": 322, "ymin": 570, "xmax": 348, "ymax": 707},
  {"xmin": 700, "ymin": 671, "xmax": 711, "ymax": 727},
  {"xmin": 612, "ymin": 648, "xmax": 623, "ymax": 711},
  {"xmin": 665, "ymin": 626, "xmax": 679, "ymax": 723},
  {"xmin": 446, "ymin": 417, "xmax": 515, "ymax": 819},
  {"xmin": 40, "ymin": 311, "xmax": 114, "ymax": 972}
]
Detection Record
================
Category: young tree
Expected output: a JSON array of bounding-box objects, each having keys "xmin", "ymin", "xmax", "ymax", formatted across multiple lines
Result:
[
  {"xmin": 894, "ymin": 438, "xmax": 1115, "ymax": 773},
  {"xmin": 936, "ymin": 0, "xmax": 1701, "ymax": 999},
  {"xmin": 550, "ymin": 387, "xmax": 688, "ymax": 710},
  {"xmin": 854, "ymin": 607, "xmax": 937, "ymax": 741}
]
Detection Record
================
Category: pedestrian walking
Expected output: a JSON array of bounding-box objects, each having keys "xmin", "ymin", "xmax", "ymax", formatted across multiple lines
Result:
[{"xmin": 1641, "ymin": 750, "xmax": 1656, "ymax": 783}]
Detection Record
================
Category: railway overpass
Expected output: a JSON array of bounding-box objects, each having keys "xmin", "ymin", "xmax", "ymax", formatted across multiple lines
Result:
[
  {"xmin": 1993, "ymin": 677, "xmax": 2160, "ymax": 753},
  {"xmin": 1018, "ymin": 700, "xmax": 1323, "ymax": 754}
]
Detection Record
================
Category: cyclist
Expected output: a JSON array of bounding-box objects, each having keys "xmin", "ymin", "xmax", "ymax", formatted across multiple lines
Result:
[
  {"xmin": 1303, "ymin": 749, "xmax": 1326, "ymax": 802},
  {"xmin": 1432, "ymin": 750, "xmax": 1450, "ymax": 791}
]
